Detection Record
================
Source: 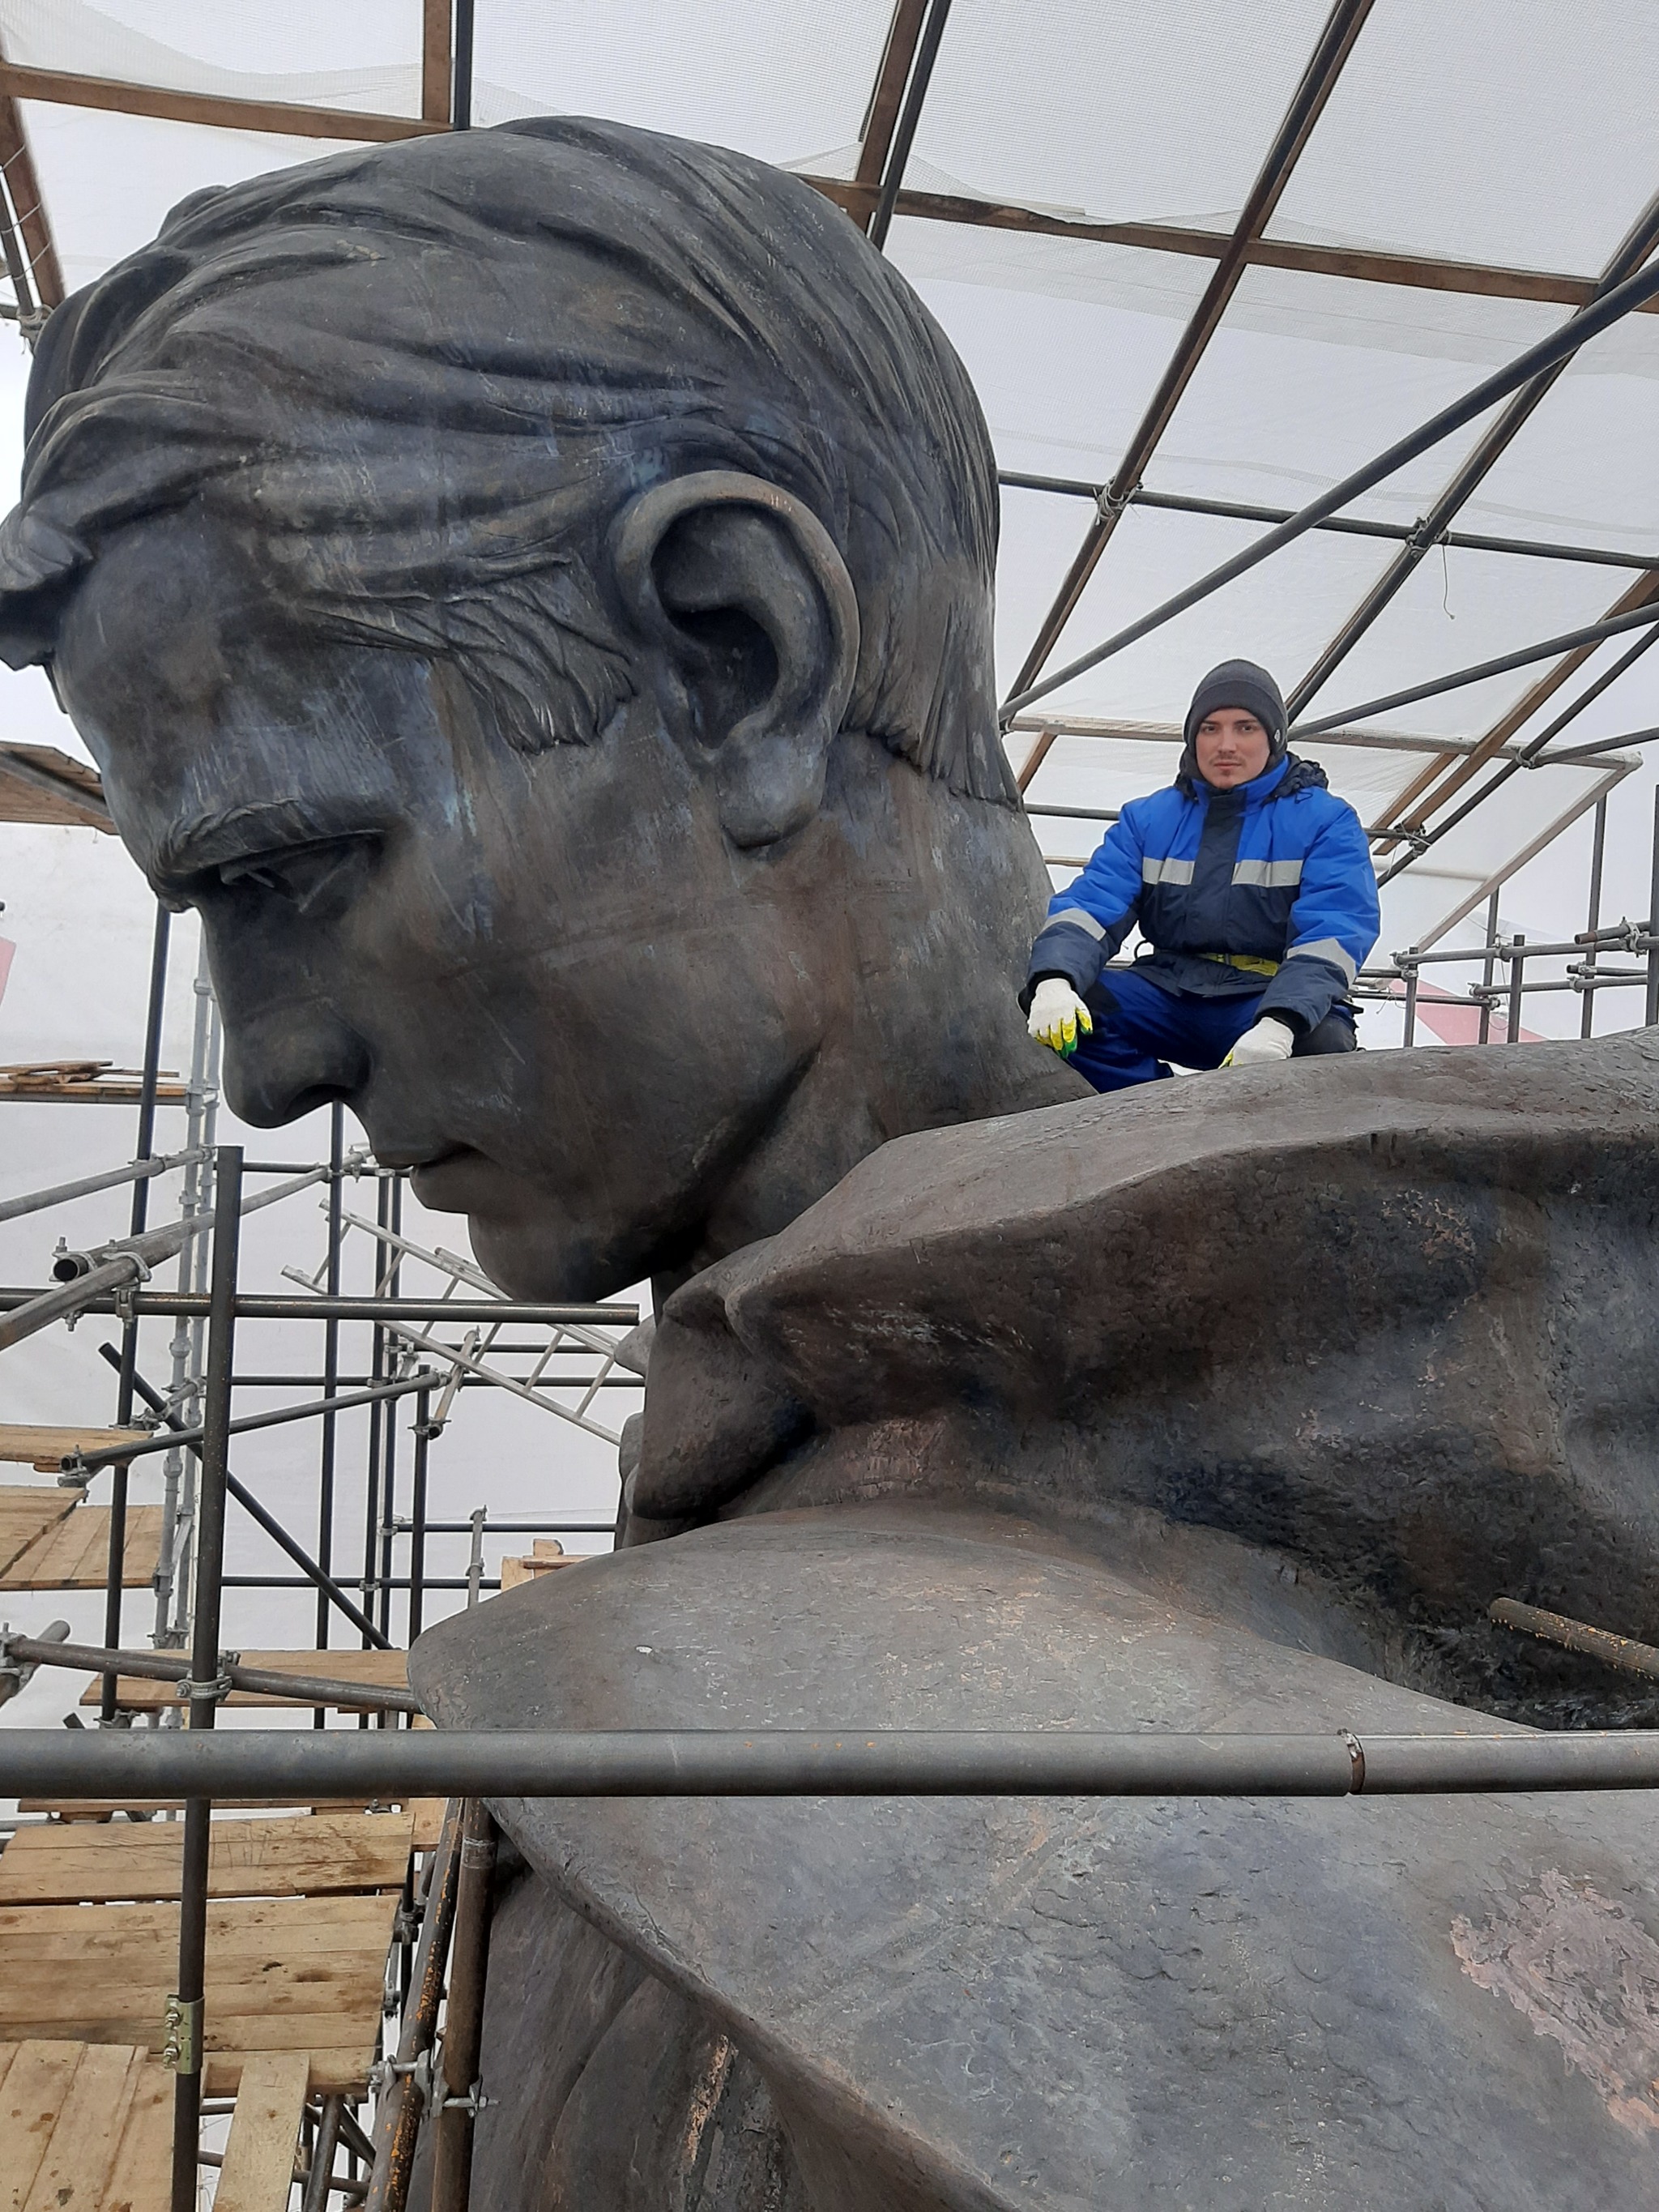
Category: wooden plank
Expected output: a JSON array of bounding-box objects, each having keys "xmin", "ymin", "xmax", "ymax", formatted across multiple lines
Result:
[
  {"xmin": 105, "ymin": 2063, "xmax": 172, "ymax": 2212},
  {"xmin": 213, "ymin": 2051, "xmax": 309, "ymax": 2212},
  {"xmin": 203, "ymin": 2048, "xmax": 363, "ymax": 2098},
  {"xmin": 800, "ymin": 173, "xmax": 1659, "ymax": 316},
  {"xmin": 0, "ymin": 1428, "xmax": 147, "ymax": 1473},
  {"xmin": 0, "ymin": 1488, "xmax": 78, "ymax": 1577},
  {"xmin": 0, "ymin": 62, "xmax": 443, "ymax": 143},
  {"xmin": 421, "ymin": 0, "xmax": 452, "ymax": 125},
  {"xmin": 80, "ymin": 1646, "xmax": 408, "ymax": 1711},
  {"xmin": 0, "ymin": 2041, "xmax": 84, "ymax": 2212},
  {"xmin": 499, "ymin": 1539, "xmax": 588, "ymax": 1591},
  {"xmin": 19, "ymin": 2042, "xmax": 141, "ymax": 2212},
  {"xmin": 0, "ymin": 745, "xmax": 107, "ymax": 830},
  {"xmin": 409, "ymin": 1798, "xmax": 446, "ymax": 1852},
  {"xmin": 0, "ymin": 1811, "xmax": 414, "ymax": 1904},
  {"xmin": 0, "ymin": 1896, "xmax": 398, "ymax": 2089},
  {"xmin": 0, "ymin": 1073, "xmax": 186, "ymax": 1104},
  {"xmin": 4, "ymin": 1506, "xmax": 162, "ymax": 1591}
]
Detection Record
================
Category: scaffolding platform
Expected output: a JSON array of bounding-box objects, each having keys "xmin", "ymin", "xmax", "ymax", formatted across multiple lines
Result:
[
  {"xmin": 0, "ymin": 1497, "xmax": 162, "ymax": 1589},
  {"xmin": 0, "ymin": 1796, "xmax": 414, "ymax": 2083},
  {"xmin": 0, "ymin": 1808, "xmax": 415, "ymax": 1903},
  {"xmin": 0, "ymin": 2039, "xmax": 172, "ymax": 2212}
]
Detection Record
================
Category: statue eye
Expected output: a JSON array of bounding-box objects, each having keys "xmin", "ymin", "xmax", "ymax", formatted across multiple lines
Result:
[{"xmin": 215, "ymin": 835, "xmax": 378, "ymax": 917}]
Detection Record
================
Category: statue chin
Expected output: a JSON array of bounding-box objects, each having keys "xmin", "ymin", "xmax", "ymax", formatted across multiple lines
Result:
[{"xmin": 467, "ymin": 1206, "xmax": 649, "ymax": 1307}]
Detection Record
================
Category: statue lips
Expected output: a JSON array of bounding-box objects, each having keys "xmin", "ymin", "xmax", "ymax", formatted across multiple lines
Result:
[{"xmin": 402, "ymin": 1146, "xmax": 505, "ymax": 1214}]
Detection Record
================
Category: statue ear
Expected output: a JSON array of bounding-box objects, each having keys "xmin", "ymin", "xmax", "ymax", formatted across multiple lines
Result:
[{"xmin": 609, "ymin": 471, "xmax": 859, "ymax": 848}]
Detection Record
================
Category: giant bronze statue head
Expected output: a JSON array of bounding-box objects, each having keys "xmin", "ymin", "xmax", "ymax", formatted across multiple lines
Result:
[{"xmin": 0, "ymin": 119, "xmax": 1077, "ymax": 1297}]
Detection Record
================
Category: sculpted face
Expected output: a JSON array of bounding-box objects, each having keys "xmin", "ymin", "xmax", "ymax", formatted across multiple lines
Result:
[{"xmin": 54, "ymin": 499, "xmax": 1069, "ymax": 1299}]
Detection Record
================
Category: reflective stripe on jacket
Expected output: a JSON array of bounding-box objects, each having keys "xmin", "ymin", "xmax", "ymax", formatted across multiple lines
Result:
[{"xmin": 1025, "ymin": 754, "xmax": 1381, "ymax": 1033}]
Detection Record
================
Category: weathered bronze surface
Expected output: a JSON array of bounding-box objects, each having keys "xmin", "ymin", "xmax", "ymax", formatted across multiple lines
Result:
[{"xmin": 9, "ymin": 117, "xmax": 1659, "ymax": 2210}]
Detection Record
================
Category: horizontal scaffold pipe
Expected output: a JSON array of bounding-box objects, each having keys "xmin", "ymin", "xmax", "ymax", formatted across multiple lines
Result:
[
  {"xmin": 0, "ymin": 1633, "xmax": 424, "ymax": 1714},
  {"xmin": 65, "ymin": 1366, "xmax": 443, "ymax": 1473},
  {"xmin": 0, "ymin": 1161, "xmax": 343, "ymax": 1353},
  {"xmin": 0, "ymin": 1291, "xmax": 638, "ymax": 1327},
  {"xmin": 7, "ymin": 1729, "xmax": 1659, "ymax": 1802},
  {"xmin": 0, "ymin": 1146, "xmax": 210, "ymax": 1228}
]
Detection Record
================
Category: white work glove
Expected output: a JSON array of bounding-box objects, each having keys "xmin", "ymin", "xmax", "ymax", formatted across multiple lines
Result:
[
  {"xmin": 1222, "ymin": 1015, "xmax": 1296, "ymax": 1068},
  {"xmin": 1027, "ymin": 977, "xmax": 1093, "ymax": 1058}
]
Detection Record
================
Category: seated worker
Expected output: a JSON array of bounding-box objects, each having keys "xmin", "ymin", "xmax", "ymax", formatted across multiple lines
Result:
[{"xmin": 1024, "ymin": 659, "xmax": 1380, "ymax": 1090}]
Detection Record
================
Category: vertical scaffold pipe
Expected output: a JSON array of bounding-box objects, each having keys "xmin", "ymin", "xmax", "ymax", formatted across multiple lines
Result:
[
  {"xmin": 168, "ymin": 1143, "xmax": 241, "ymax": 2212},
  {"xmin": 101, "ymin": 902, "xmax": 170, "ymax": 1720},
  {"xmin": 430, "ymin": 1800, "xmax": 498, "ymax": 2212},
  {"xmin": 1647, "ymin": 788, "xmax": 1659, "ymax": 1026},
  {"xmin": 1582, "ymin": 795, "xmax": 1607, "ymax": 1039},
  {"xmin": 1478, "ymin": 890, "xmax": 1499, "ymax": 1045},
  {"xmin": 1506, "ymin": 935, "xmax": 1526, "ymax": 1044},
  {"xmin": 367, "ymin": 1801, "xmax": 465, "ymax": 2212}
]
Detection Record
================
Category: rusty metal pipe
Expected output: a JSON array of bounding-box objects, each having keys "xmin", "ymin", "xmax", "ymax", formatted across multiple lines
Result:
[
  {"xmin": 366, "ymin": 1802, "xmax": 464, "ymax": 2212},
  {"xmin": 430, "ymin": 1801, "xmax": 498, "ymax": 2212}
]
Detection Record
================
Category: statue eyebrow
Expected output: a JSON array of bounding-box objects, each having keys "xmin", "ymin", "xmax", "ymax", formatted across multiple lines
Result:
[{"xmin": 156, "ymin": 798, "xmax": 382, "ymax": 882}]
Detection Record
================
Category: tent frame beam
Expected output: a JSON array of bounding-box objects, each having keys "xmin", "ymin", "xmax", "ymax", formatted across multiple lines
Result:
[
  {"xmin": 1286, "ymin": 186, "xmax": 1659, "ymax": 720},
  {"xmin": 1006, "ymin": 0, "xmax": 1377, "ymax": 706}
]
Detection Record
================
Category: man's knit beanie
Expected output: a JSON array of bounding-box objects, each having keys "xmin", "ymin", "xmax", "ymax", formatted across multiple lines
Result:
[{"xmin": 1179, "ymin": 660, "xmax": 1287, "ymax": 784}]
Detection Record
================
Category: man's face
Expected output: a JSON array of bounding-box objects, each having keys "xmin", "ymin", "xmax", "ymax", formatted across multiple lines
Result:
[
  {"xmin": 1194, "ymin": 707, "xmax": 1272, "ymax": 790},
  {"xmin": 50, "ymin": 513, "xmax": 828, "ymax": 1299}
]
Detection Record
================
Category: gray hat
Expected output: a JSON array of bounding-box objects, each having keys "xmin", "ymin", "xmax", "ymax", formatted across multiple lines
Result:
[{"xmin": 1180, "ymin": 660, "xmax": 1287, "ymax": 784}]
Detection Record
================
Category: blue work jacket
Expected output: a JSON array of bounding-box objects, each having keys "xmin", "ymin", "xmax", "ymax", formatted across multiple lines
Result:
[{"xmin": 1026, "ymin": 753, "xmax": 1381, "ymax": 1033}]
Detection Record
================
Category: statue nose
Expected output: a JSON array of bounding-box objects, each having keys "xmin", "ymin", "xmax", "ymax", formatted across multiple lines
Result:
[{"xmin": 221, "ymin": 1004, "xmax": 371, "ymax": 1128}]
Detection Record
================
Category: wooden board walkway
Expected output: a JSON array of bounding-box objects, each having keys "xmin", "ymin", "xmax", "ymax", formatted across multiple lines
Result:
[
  {"xmin": 0, "ymin": 1426, "xmax": 149, "ymax": 1474},
  {"xmin": 215, "ymin": 2051, "xmax": 310, "ymax": 2211},
  {"xmin": 0, "ymin": 1893, "xmax": 400, "ymax": 2094},
  {"xmin": 0, "ymin": 2041, "xmax": 172, "ymax": 2212},
  {"xmin": 79, "ymin": 1646, "xmax": 412, "ymax": 1711},
  {"xmin": 17, "ymin": 1797, "xmax": 447, "ymax": 1847},
  {"xmin": 1, "ymin": 1502, "xmax": 162, "ymax": 1590},
  {"xmin": 0, "ymin": 1809, "xmax": 414, "ymax": 1904},
  {"xmin": 0, "ymin": 1484, "xmax": 79, "ymax": 1576}
]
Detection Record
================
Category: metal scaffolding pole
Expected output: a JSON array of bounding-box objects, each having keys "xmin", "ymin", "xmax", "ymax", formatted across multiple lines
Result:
[
  {"xmin": 996, "ymin": 472, "xmax": 1659, "ymax": 574},
  {"xmin": 1007, "ymin": 0, "xmax": 1375, "ymax": 704},
  {"xmin": 1295, "ymin": 603, "xmax": 1659, "ymax": 740},
  {"xmin": 100, "ymin": 903, "xmax": 168, "ymax": 1721},
  {"xmin": 168, "ymin": 1142, "xmax": 241, "ymax": 2212},
  {"xmin": 1000, "ymin": 250, "xmax": 1659, "ymax": 724},
  {"xmin": 13, "ymin": 1724, "xmax": 1659, "ymax": 1801},
  {"xmin": 867, "ymin": 0, "xmax": 953, "ymax": 251},
  {"xmin": 1581, "ymin": 798, "xmax": 1609, "ymax": 1038},
  {"xmin": 317, "ymin": 1100, "xmax": 344, "ymax": 1668},
  {"xmin": 1286, "ymin": 186, "xmax": 1659, "ymax": 718}
]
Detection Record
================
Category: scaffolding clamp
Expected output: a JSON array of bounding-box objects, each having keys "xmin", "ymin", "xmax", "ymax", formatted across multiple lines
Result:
[
  {"xmin": 176, "ymin": 1659, "xmax": 237, "ymax": 1708},
  {"xmin": 161, "ymin": 1993, "xmax": 203, "ymax": 2074},
  {"xmin": 434, "ymin": 2078, "xmax": 494, "ymax": 2119},
  {"xmin": 113, "ymin": 1258, "xmax": 151, "ymax": 1327},
  {"xmin": 1095, "ymin": 477, "xmax": 1139, "ymax": 523},
  {"xmin": 370, "ymin": 2049, "xmax": 434, "ymax": 2100}
]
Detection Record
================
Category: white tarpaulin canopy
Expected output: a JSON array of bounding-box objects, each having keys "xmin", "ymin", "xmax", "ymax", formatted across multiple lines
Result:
[{"xmin": 0, "ymin": 0, "xmax": 1654, "ymax": 954}]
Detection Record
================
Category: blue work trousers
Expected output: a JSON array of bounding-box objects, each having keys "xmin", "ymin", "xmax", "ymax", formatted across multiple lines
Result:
[{"xmin": 1069, "ymin": 967, "xmax": 1353, "ymax": 1095}]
